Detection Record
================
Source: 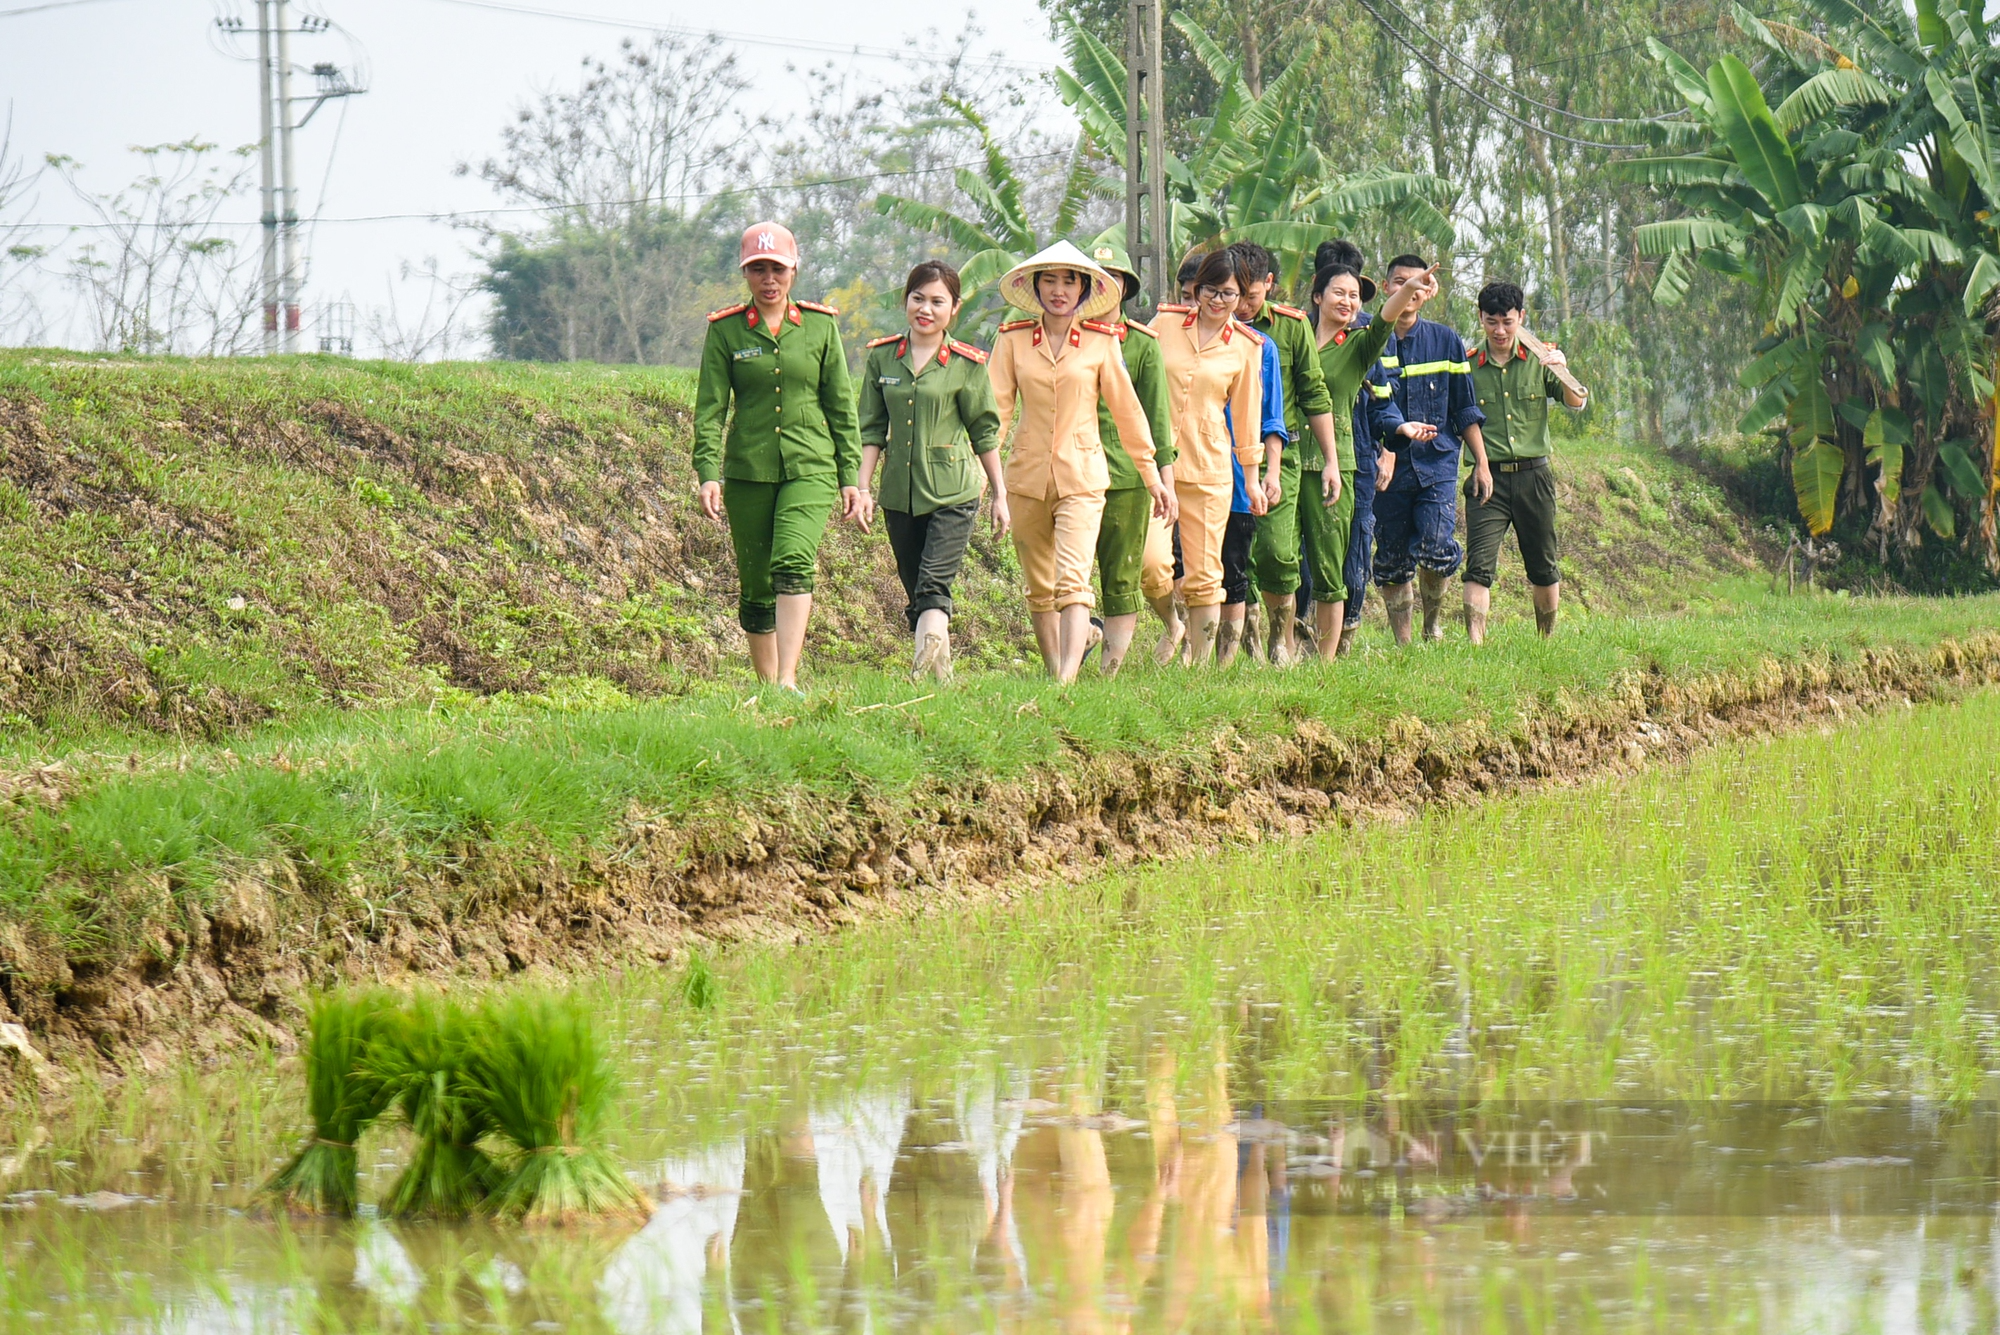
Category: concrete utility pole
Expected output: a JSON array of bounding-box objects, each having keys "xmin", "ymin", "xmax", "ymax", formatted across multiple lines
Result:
[
  {"xmin": 255, "ymin": 0, "xmax": 278, "ymax": 354},
  {"xmin": 274, "ymin": 0, "xmax": 301, "ymax": 353},
  {"xmin": 1124, "ymin": 0, "xmax": 1168, "ymax": 312}
]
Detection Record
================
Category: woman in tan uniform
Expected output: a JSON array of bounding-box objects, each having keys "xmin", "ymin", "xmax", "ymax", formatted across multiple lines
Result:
[
  {"xmin": 1150, "ymin": 248, "xmax": 1267, "ymax": 666},
  {"xmin": 988, "ymin": 241, "xmax": 1174, "ymax": 684}
]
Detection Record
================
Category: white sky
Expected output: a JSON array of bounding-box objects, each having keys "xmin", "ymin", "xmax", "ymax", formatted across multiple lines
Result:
[{"xmin": 0, "ymin": 0, "xmax": 1064, "ymax": 355}]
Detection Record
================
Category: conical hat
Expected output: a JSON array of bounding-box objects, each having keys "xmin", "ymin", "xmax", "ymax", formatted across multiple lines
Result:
[{"xmin": 997, "ymin": 240, "xmax": 1123, "ymax": 321}]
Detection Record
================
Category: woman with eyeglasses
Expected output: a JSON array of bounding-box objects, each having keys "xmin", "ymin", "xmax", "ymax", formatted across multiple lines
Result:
[{"xmin": 1150, "ymin": 247, "xmax": 1269, "ymax": 667}]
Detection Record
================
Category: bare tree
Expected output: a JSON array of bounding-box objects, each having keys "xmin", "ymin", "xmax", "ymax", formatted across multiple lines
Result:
[
  {"xmin": 48, "ymin": 140, "xmax": 261, "ymax": 356},
  {"xmin": 466, "ymin": 33, "xmax": 754, "ymax": 228},
  {"xmin": 0, "ymin": 107, "xmax": 48, "ymax": 345},
  {"xmin": 365, "ymin": 257, "xmax": 486, "ymax": 362}
]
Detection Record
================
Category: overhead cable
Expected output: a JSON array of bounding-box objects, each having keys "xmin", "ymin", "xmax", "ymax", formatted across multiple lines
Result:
[
  {"xmin": 1352, "ymin": 0, "xmax": 1655, "ymax": 152},
  {"xmin": 13, "ymin": 148, "xmax": 1077, "ymax": 230}
]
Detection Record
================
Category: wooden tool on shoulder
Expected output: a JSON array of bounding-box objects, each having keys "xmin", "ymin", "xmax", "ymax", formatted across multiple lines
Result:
[{"xmin": 1516, "ymin": 327, "xmax": 1587, "ymax": 400}]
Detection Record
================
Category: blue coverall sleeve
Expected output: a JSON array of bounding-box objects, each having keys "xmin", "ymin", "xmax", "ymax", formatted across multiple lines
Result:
[{"xmin": 1259, "ymin": 335, "xmax": 1288, "ymax": 442}]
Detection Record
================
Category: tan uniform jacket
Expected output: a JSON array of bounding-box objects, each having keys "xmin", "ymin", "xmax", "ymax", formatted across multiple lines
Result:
[
  {"xmin": 989, "ymin": 317, "xmax": 1161, "ymax": 501},
  {"xmin": 1148, "ymin": 307, "xmax": 1263, "ymax": 488}
]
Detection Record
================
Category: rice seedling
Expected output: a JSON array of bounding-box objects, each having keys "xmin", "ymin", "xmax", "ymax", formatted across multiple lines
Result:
[
  {"xmin": 464, "ymin": 992, "xmax": 650, "ymax": 1224},
  {"xmin": 263, "ymin": 989, "xmax": 400, "ymax": 1216},
  {"xmin": 366, "ymin": 995, "xmax": 505, "ymax": 1220}
]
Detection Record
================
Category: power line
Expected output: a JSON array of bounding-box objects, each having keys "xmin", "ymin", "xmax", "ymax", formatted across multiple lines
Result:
[
  {"xmin": 1352, "ymin": 0, "xmax": 1655, "ymax": 152},
  {"xmin": 0, "ymin": 0, "xmax": 126, "ymax": 16},
  {"xmin": 11, "ymin": 149, "xmax": 1075, "ymax": 230},
  {"xmin": 1374, "ymin": 0, "xmax": 1685, "ymax": 124},
  {"xmin": 422, "ymin": 0, "xmax": 1051, "ymax": 75}
]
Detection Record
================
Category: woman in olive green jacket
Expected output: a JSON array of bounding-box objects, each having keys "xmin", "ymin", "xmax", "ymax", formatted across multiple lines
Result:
[
  {"xmin": 693, "ymin": 221, "xmax": 863, "ymax": 696},
  {"xmin": 853, "ymin": 261, "xmax": 1005, "ymax": 682}
]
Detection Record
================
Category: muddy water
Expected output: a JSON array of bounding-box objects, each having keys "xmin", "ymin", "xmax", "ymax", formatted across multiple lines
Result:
[
  {"xmin": 5, "ymin": 1089, "xmax": 1999, "ymax": 1331},
  {"xmin": 9, "ymin": 697, "xmax": 2000, "ymax": 1332}
]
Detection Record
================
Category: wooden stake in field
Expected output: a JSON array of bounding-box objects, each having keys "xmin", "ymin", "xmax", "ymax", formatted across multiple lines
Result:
[{"xmin": 1515, "ymin": 327, "xmax": 1588, "ymax": 400}]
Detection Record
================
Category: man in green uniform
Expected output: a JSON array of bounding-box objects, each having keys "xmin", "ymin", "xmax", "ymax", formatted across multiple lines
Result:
[
  {"xmin": 1086, "ymin": 235, "xmax": 1178, "ymax": 674},
  {"xmin": 1228, "ymin": 241, "xmax": 1338, "ymax": 664},
  {"xmin": 692, "ymin": 225, "xmax": 861, "ymax": 690},
  {"xmin": 1462, "ymin": 280, "xmax": 1587, "ymax": 644}
]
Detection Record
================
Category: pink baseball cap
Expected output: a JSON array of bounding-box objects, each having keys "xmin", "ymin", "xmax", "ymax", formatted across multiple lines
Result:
[{"xmin": 739, "ymin": 221, "xmax": 800, "ymax": 270}]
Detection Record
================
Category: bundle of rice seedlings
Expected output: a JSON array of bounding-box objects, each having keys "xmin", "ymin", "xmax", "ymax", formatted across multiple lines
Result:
[
  {"xmin": 368, "ymin": 994, "xmax": 506, "ymax": 1219},
  {"xmin": 465, "ymin": 992, "xmax": 650, "ymax": 1224},
  {"xmin": 264, "ymin": 989, "xmax": 400, "ymax": 1215}
]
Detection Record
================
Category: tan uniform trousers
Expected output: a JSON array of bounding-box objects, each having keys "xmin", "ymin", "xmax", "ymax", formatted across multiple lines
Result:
[
  {"xmin": 1011, "ymin": 489, "xmax": 1107, "ymax": 614},
  {"xmin": 1175, "ymin": 478, "xmax": 1235, "ymax": 607},
  {"xmin": 1141, "ymin": 511, "xmax": 1175, "ymax": 602}
]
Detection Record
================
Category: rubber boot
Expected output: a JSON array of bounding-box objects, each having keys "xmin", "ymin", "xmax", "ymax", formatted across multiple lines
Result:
[
  {"xmin": 1242, "ymin": 605, "xmax": 1264, "ymax": 663},
  {"xmin": 1417, "ymin": 569, "xmax": 1448, "ymax": 642},
  {"xmin": 1383, "ymin": 583, "xmax": 1415, "ymax": 646}
]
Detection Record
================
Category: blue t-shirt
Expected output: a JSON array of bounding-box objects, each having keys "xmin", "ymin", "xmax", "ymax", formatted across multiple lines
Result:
[{"xmin": 1225, "ymin": 330, "xmax": 1287, "ymax": 513}]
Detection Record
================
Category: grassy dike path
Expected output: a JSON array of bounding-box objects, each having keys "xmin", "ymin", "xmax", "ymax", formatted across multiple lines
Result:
[{"xmin": 1, "ymin": 588, "xmax": 1998, "ymax": 1078}]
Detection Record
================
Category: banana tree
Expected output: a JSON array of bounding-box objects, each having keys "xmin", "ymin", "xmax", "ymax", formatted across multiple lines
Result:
[
  {"xmin": 1626, "ymin": 1, "xmax": 2000, "ymax": 569},
  {"xmin": 871, "ymin": 96, "xmax": 1101, "ymax": 337},
  {"xmin": 1055, "ymin": 16, "xmax": 1454, "ymax": 286}
]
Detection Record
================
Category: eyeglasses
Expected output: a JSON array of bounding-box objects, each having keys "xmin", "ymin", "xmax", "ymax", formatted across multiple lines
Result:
[{"xmin": 1197, "ymin": 287, "xmax": 1241, "ymax": 303}]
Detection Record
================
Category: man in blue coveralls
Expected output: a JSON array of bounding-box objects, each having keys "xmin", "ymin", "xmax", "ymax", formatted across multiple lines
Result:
[{"xmin": 1374, "ymin": 255, "xmax": 1490, "ymax": 644}]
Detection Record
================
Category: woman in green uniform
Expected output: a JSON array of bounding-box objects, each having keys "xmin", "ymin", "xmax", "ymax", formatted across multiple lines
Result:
[
  {"xmin": 1308, "ymin": 253, "xmax": 1437, "ymax": 660},
  {"xmin": 693, "ymin": 221, "xmax": 863, "ymax": 696},
  {"xmin": 853, "ymin": 260, "xmax": 1005, "ymax": 682}
]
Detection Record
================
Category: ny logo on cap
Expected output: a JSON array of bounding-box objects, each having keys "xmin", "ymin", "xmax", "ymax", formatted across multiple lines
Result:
[{"xmin": 755, "ymin": 231, "xmax": 778, "ymax": 252}]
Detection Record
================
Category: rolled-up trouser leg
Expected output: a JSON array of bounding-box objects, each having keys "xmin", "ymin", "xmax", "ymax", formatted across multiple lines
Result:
[
  {"xmin": 1174, "ymin": 480, "xmax": 1234, "ymax": 607},
  {"xmin": 722, "ymin": 477, "xmax": 834, "ymax": 634},
  {"xmin": 1011, "ymin": 488, "xmax": 1106, "ymax": 613},
  {"xmin": 1249, "ymin": 451, "xmax": 1302, "ymax": 598},
  {"xmin": 885, "ymin": 500, "xmax": 978, "ymax": 631},
  {"xmin": 1300, "ymin": 469, "xmax": 1357, "ymax": 610},
  {"xmin": 1220, "ymin": 511, "xmax": 1257, "ymax": 607},
  {"xmin": 1094, "ymin": 485, "xmax": 1153, "ymax": 618},
  {"xmin": 1140, "ymin": 509, "xmax": 1175, "ymax": 602}
]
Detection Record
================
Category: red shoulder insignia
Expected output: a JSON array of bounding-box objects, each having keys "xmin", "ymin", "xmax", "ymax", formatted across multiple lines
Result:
[
  {"xmin": 998, "ymin": 318, "xmax": 1037, "ymax": 333},
  {"xmin": 795, "ymin": 299, "xmax": 840, "ymax": 316},
  {"xmin": 949, "ymin": 339, "xmax": 988, "ymax": 364},
  {"xmin": 1270, "ymin": 303, "xmax": 1309, "ymax": 321},
  {"xmin": 865, "ymin": 334, "xmax": 901, "ymax": 348},
  {"xmin": 1155, "ymin": 302, "xmax": 1194, "ymax": 314},
  {"xmin": 1081, "ymin": 319, "xmax": 1123, "ymax": 339},
  {"xmin": 707, "ymin": 303, "xmax": 749, "ymax": 322},
  {"xmin": 1124, "ymin": 320, "xmax": 1159, "ymax": 340},
  {"xmin": 1231, "ymin": 319, "xmax": 1265, "ymax": 346}
]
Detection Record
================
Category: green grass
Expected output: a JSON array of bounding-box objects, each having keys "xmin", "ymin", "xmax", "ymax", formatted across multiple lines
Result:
[{"xmin": 0, "ymin": 582, "xmax": 1995, "ymax": 975}]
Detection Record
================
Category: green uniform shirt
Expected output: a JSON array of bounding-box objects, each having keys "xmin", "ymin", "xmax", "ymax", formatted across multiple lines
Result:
[
  {"xmin": 1470, "ymin": 341, "xmax": 1566, "ymax": 464},
  {"xmin": 1246, "ymin": 303, "xmax": 1335, "ymax": 457},
  {"xmin": 856, "ymin": 334, "xmax": 1001, "ymax": 515},
  {"xmin": 1315, "ymin": 320, "xmax": 1397, "ymax": 474},
  {"xmin": 693, "ymin": 301, "xmax": 861, "ymax": 488},
  {"xmin": 1097, "ymin": 317, "xmax": 1175, "ymax": 490}
]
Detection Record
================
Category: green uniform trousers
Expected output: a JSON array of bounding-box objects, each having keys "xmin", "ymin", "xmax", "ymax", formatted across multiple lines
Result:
[
  {"xmin": 1249, "ymin": 451, "xmax": 1304, "ymax": 597},
  {"xmin": 1463, "ymin": 461, "xmax": 1560, "ymax": 589},
  {"xmin": 723, "ymin": 476, "xmax": 838, "ymax": 634},
  {"xmin": 1301, "ymin": 469, "xmax": 1357, "ymax": 607},
  {"xmin": 1095, "ymin": 486, "xmax": 1154, "ymax": 618}
]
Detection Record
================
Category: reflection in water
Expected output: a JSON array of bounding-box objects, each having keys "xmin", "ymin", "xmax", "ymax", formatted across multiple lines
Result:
[{"xmin": 6, "ymin": 1085, "xmax": 2000, "ymax": 1330}]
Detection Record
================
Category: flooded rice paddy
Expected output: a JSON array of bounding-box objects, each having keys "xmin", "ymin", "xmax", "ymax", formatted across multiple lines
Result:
[{"xmin": 8, "ymin": 689, "xmax": 2000, "ymax": 1332}]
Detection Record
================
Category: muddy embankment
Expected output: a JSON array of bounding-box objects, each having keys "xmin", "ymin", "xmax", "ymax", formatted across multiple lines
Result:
[{"xmin": 4, "ymin": 634, "xmax": 1999, "ymax": 1091}]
